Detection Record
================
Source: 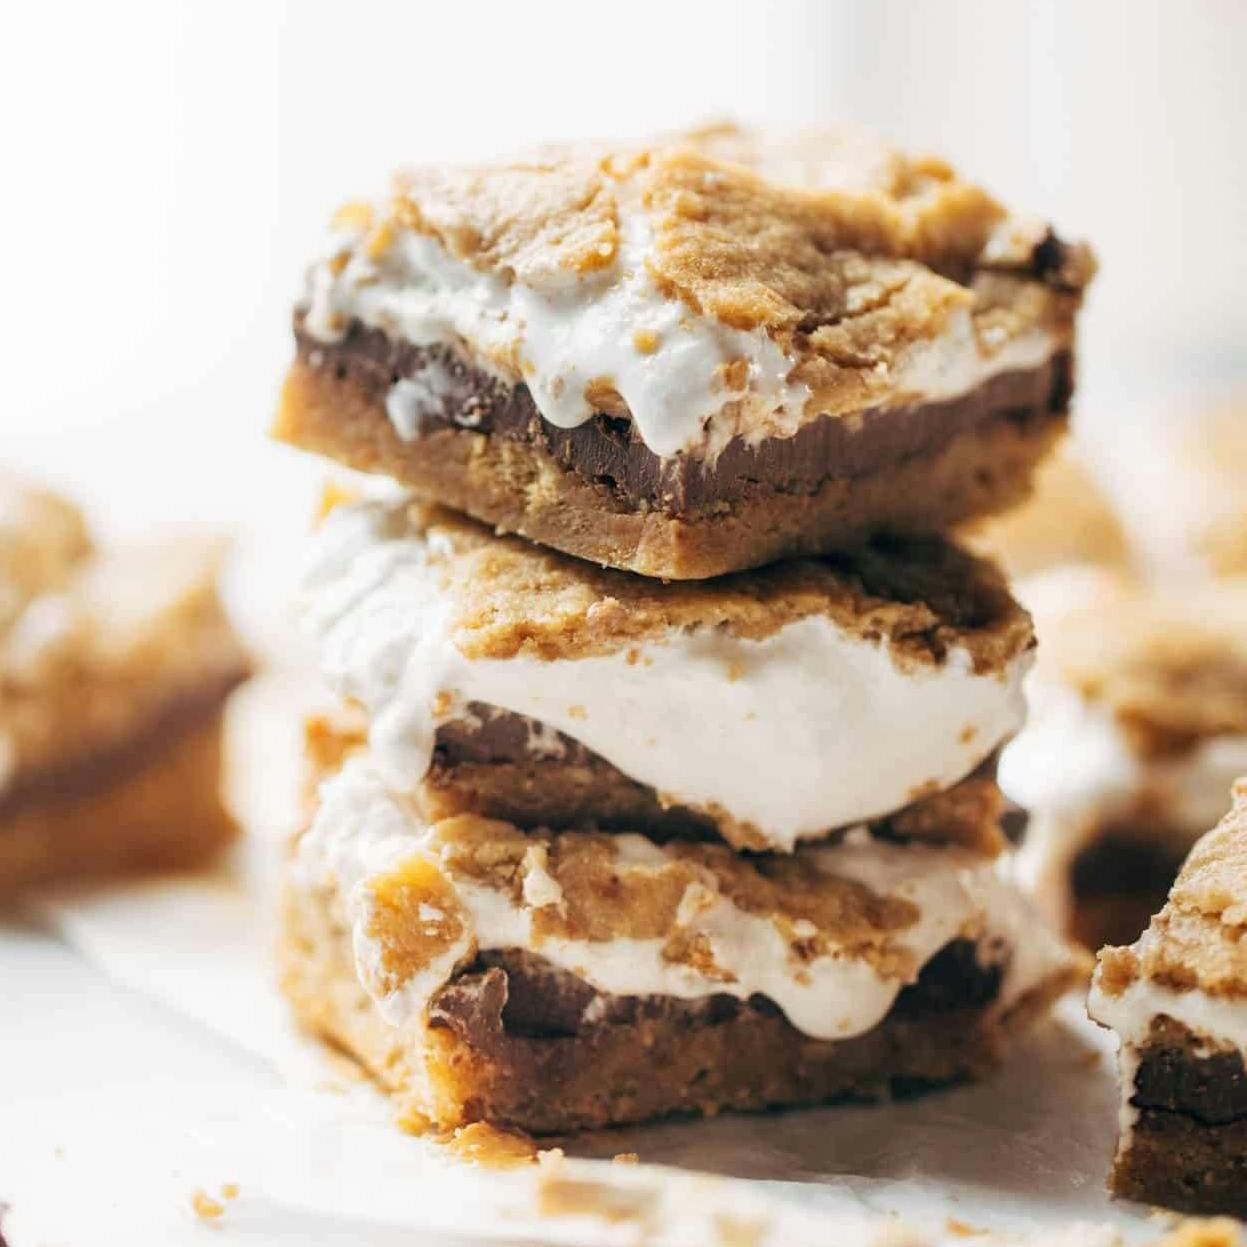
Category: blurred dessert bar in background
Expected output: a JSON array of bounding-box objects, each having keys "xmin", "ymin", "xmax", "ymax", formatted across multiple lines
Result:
[
  {"xmin": 284, "ymin": 747, "xmax": 1079, "ymax": 1134},
  {"xmin": 0, "ymin": 473, "xmax": 251, "ymax": 895},
  {"xmin": 1003, "ymin": 569, "xmax": 1247, "ymax": 950},
  {"xmin": 275, "ymin": 123, "xmax": 1093, "ymax": 580},
  {"xmin": 1089, "ymin": 780, "xmax": 1247, "ymax": 1217}
]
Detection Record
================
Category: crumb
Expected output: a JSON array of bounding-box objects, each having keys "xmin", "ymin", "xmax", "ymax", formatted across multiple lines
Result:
[
  {"xmin": 632, "ymin": 329, "xmax": 660, "ymax": 355},
  {"xmin": 716, "ymin": 1212, "xmax": 768, "ymax": 1246},
  {"xmin": 444, "ymin": 1122, "xmax": 538, "ymax": 1169},
  {"xmin": 189, "ymin": 1189, "xmax": 225, "ymax": 1221},
  {"xmin": 959, "ymin": 724, "xmax": 977, "ymax": 744},
  {"xmin": 567, "ymin": 704, "xmax": 587, "ymax": 720},
  {"xmin": 221, "ymin": 1183, "xmax": 239, "ymax": 1201},
  {"xmin": 612, "ymin": 1152, "xmax": 639, "ymax": 1165},
  {"xmin": 395, "ymin": 1104, "xmax": 434, "ymax": 1135},
  {"xmin": 946, "ymin": 1216, "xmax": 990, "ymax": 1237},
  {"xmin": 535, "ymin": 1173, "xmax": 658, "ymax": 1225}
]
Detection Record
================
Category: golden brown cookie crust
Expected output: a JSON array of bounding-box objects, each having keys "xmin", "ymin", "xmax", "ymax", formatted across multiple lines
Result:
[
  {"xmin": 1097, "ymin": 783, "xmax": 1247, "ymax": 1002},
  {"xmin": 314, "ymin": 467, "xmax": 1033, "ymax": 675}
]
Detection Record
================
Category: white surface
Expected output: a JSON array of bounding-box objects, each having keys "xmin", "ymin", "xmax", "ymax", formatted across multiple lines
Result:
[{"xmin": 0, "ymin": 673, "xmax": 1188, "ymax": 1246}]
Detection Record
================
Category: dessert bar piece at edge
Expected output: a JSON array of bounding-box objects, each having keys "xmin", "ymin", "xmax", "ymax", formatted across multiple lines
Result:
[
  {"xmin": 0, "ymin": 476, "xmax": 251, "ymax": 894},
  {"xmin": 1089, "ymin": 781, "xmax": 1247, "ymax": 1217},
  {"xmin": 1002, "ymin": 568, "xmax": 1247, "ymax": 949},
  {"xmin": 301, "ymin": 495, "xmax": 1035, "ymax": 855},
  {"xmin": 275, "ymin": 123, "xmax": 1094, "ymax": 579},
  {"xmin": 282, "ymin": 750, "xmax": 1081, "ymax": 1134}
]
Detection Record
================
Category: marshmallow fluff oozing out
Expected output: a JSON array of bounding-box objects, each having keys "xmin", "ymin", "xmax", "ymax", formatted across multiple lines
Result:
[
  {"xmin": 299, "ymin": 139, "xmax": 1064, "ymax": 462},
  {"xmin": 299, "ymin": 757, "xmax": 1069, "ymax": 1041},
  {"xmin": 301, "ymin": 498, "xmax": 1032, "ymax": 852}
]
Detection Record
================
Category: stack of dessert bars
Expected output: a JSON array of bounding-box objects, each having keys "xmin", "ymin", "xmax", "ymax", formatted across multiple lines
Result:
[{"xmin": 275, "ymin": 124, "xmax": 1094, "ymax": 1134}]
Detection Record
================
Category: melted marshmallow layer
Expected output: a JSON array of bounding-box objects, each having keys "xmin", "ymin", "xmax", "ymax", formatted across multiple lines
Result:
[
  {"xmin": 299, "ymin": 756, "xmax": 1070, "ymax": 1042},
  {"xmin": 301, "ymin": 208, "xmax": 1058, "ymax": 461},
  {"xmin": 301, "ymin": 497, "xmax": 1031, "ymax": 852}
]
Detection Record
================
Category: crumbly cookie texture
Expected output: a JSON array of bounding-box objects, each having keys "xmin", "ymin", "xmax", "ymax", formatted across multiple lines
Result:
[
  {"xmin": 366, "ymin": 811, "xmax": 923, "ymax": 988},
  {"xmin": 963, "ymin": 445, "xmax": 1130, "ymax": 578},
  {"xmin": 0, "ymin": 471, "xmax": 92, "ymax": 632},
  {"xmin": 375, "ymin": 500, "xmax": 1032, "ymax": 673},
  {"xmin": 343, "ymin": 123, "xmax": 1090, "ymax": 421},
  {"xmin": 1098, "ymin": 785, "xmax": 1247, "ymax": 999}
]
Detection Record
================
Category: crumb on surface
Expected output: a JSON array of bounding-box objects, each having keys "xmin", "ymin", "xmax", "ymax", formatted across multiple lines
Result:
[
  {"xmin": 444, "ymin": 1122, "xmax": 538, "ymax": 1169},
  {"xmin": 189, "ymin": 1189, "xmax": 225, "ymax": 1221}
]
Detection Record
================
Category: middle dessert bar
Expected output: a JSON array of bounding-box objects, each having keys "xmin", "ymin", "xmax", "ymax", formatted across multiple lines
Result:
[{"xmin": 302, "ymin": 496, "xmax": 1035, "ymax": 854}]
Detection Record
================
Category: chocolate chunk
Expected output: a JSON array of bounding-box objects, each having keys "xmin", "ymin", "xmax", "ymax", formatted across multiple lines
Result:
[
  {"xmin": 428, "ymin": 938, "xmax": 1000, "ymax": 1049},
  {"xmin": 1134, "ymin": 1043, "xmax": 1247, "ymax": 1127}
]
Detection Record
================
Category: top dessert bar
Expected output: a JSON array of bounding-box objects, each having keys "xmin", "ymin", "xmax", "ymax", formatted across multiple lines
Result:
[{"xmin": 276, "ymin": 123, "xmax": 1093, "ymax": 578}]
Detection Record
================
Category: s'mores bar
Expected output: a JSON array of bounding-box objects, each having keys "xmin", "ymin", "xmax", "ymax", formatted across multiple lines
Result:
[
  {"xmin": 1003, "ymin": 570, "xmax": 1247, "ymax": 949},
  {"xmin": 0, "ymin": 476, "xmax": 251, "ymax": 894},
  {"xmin": 283, "ymin": 752, "xmax": 1080, "ymax": 1134},
  {"xmin": 275, "ymin": 123, "xmax": 1092, "ymax": 579},
  {"xmin": 301, "ymin": 495, "xmax": 1034, "ymax": 855},
  {"xmin": 1089, "ymin": 782, "xmax": 1247, "ymax": 1216}
]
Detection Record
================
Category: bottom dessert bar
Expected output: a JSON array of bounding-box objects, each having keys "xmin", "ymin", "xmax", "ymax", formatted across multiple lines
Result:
[
  {"xmin": 282, "ymin": 755, "xmax": 1080, "ymax": 1134},
  {"xmin": 1089, "ymin": 783, "xmax": 1247, "ymax": 1217}
]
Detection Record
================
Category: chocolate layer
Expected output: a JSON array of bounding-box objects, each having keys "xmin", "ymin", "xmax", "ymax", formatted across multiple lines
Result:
[
  {"xmin": 294, "ymin": 316, "xmax": 1072, "ymax": 517},
  {"xmin": 1134, "ymin": 1038, "xmax": 1247, "ymax": 1127},
  {"xmin": 429, "ymin": 938, "xmax": 1003, "ymax": 1049},
  {"xmin": 431, "ymin": 702, "xmax": 1006, "ymax": 852}
]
